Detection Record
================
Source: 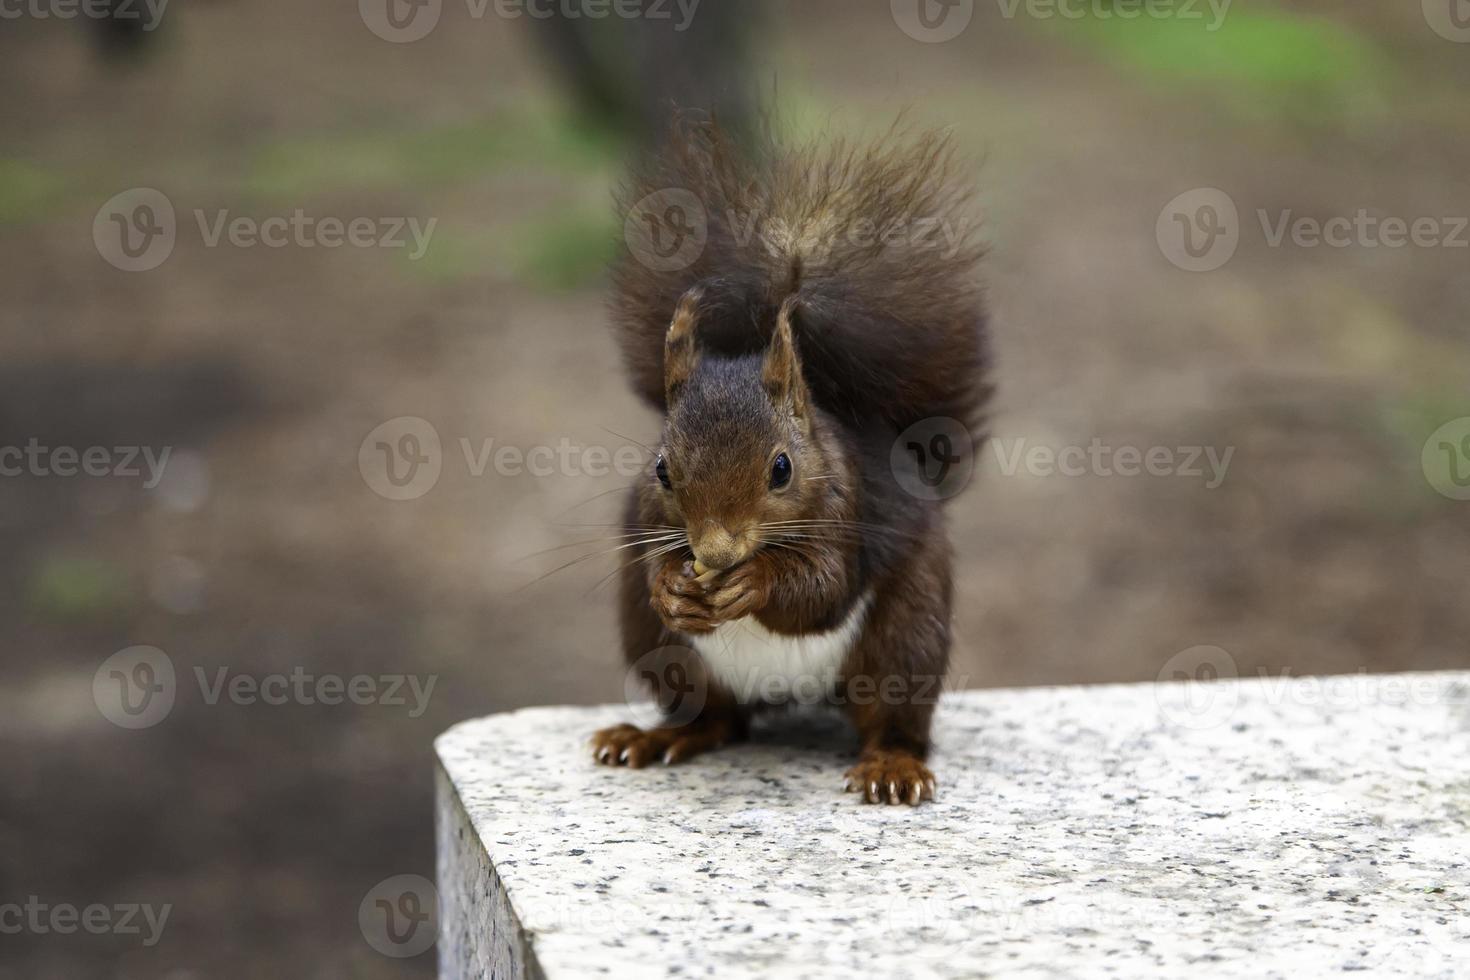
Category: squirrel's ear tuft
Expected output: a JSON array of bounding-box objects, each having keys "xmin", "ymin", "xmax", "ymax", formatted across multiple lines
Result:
[
  {"xmin": 664, "ymin": 288, "xmax": 702, "ymax": 405},
  {"xmin": 763, "ymin": 297, "xmax": 808, "ymax": 418}
]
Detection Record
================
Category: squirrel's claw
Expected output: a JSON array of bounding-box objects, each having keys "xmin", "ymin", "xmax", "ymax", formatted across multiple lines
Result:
[
  {"xmin": 590, "ymin": 721, "xmax": 734, "ymax": 770},
  {"xmin": 844, "ymin": 751, "xmax": 936, "ymax": 806}
]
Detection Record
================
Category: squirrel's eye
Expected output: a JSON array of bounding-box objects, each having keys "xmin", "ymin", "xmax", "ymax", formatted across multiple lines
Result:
[
  {"xmin": 770, "ymin": 452, "xmax": 793, "ymax": 489},
  {"xmin": 655, "ymin": 455, "xmax": 672, "ymax": 489}
]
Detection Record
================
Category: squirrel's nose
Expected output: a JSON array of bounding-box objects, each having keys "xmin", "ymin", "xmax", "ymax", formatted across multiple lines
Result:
[{"xmin": 690, "ymin": 522, "xmax": 751, "ymax": 571}]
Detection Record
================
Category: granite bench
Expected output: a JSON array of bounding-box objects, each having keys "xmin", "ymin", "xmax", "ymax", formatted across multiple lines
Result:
[{"xmin": 434, "ymin": 671, "xmax": 1470, "ymax": 978}]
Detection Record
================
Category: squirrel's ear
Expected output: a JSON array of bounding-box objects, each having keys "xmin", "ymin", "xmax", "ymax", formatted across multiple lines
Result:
[
  {"xmin": 664, "ymin": 288, "xmax": 702, "ymax": 405},
  {"xmin": 763, "ymin": 297, "xmax": 808, "ymax": 418}
]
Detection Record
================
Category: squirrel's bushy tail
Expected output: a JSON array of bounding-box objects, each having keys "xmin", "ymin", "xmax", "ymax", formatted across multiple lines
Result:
[{"xmin": 611, "ymin": 115, "xmax": 991, "ymax": 435}]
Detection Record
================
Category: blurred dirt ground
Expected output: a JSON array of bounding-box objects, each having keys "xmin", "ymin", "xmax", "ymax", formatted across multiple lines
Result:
[{"xmin": 2, "ymin": 1, "xmax": 1468, "ymax": 976}]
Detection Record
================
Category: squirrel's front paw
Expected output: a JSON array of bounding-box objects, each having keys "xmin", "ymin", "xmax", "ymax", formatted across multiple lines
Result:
[
  {"xmin": 650, "ymin": 560, "xmax": 721, "ymax": 634},
  {"xmin": 844, "ymin": 750, "xmax": 937, "ymax": 806},
  {"xmin": 703, "ymin": 559, "xmax": 772, "ymax": 622},
  {"xmin": 590, "ymin": 722, "xmax": 731, "ymax": 768}
]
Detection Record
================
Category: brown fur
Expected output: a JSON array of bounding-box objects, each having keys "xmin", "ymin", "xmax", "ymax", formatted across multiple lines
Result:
[
  {"xmin": 611, "ymin": 115, "xmax": 992, "ymax": 435},
  {"xmin": 592, "ymin": 116, "xmax": 990, "ymax": 806}
]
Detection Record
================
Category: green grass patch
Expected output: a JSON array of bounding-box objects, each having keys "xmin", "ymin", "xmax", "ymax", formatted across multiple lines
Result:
[
  {"xmin": 1381, "ymin": 391, "xmax": 1470, "ymax": 452},
  {"xmin": 400, "ymin": 226, "xmax": 502, "ymax": 283},
  {"xmin": 0, "ymin": 159, "xmax": 69, "ymax": 226},
  {"xmin": 404, "ymin": 203, "xmax": 617, "ymax": 293},
  {"xmin": 1043, "ymin": 3, "xmax": 1393, "ymax": 124},
  {"xmin": 501, "ymin": 205, "xmax": 619, "ymax": 293},
  {"xmin": 27, "ymin": 556, "xmax": 130, "ymax": 621},
  {"xmin": 1374, "ymin": 389, "xmax": 1470, "ymax": 517},
  {"xmin": 246, "ymin": 109, "xmax": 624, "ymax": 202}
]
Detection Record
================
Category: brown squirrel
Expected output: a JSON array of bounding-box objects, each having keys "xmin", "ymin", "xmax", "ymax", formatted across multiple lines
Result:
[{"xmin": 591, "ymin": 117, "xmax": 990, "ymax": 805}]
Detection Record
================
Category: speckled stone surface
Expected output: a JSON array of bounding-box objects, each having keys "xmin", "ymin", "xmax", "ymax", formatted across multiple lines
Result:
[{"xmin": 435, "ymin": 673, "xmax": 1470, "ymax": 979}]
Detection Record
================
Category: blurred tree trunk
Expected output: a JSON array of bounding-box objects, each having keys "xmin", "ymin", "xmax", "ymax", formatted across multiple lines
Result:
[
  {"xmin": 92, "ymin": 0, "xmax": 156, "ymax": 59},
  {"xmin": 529, "ymin": 0, "xmax": 759, "ymax": 147}
]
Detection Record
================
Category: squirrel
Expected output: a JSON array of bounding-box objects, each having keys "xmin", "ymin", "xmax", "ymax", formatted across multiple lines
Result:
[{"xmin": 590, "ymin": 116, "xmax": 990, "ymax": 805}]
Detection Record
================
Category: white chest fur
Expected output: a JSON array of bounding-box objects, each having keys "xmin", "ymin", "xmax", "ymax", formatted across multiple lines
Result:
[{"xmin": 690, "ymin": 592, "xmax": 873, "ymax": 705}]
